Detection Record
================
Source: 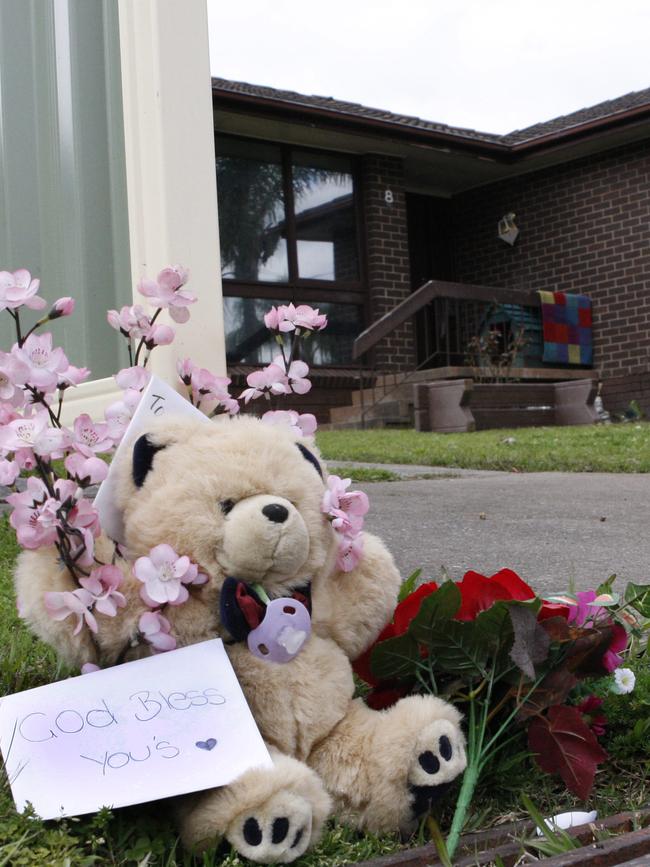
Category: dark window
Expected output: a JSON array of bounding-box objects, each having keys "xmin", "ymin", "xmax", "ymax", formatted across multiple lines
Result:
[
  {"xmin": 292, "ymin": 151, "xmax": 359, "ymax": 282},
  {"xmin": 225, "ymin": 297, "xmax": 363, "ymax": 365},
  {"xmin": 216, "ymin": 135, "xmax": 365, "ymax": 366},
  {"xmin": 216, "ymin": 139, "xmax": 288, "ymax": 282}
]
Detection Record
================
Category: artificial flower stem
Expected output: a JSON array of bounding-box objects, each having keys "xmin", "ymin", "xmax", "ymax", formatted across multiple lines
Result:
[
  {"xmin": 252, "ymin": 583, "xmax": 271, "ymax": 605},
  {"xmin": 446, "ymin": 755, "xmax": 480, "ymax": 859}
]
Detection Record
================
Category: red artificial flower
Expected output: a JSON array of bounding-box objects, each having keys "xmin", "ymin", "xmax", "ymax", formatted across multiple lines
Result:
[
  {"xmin": 393, "ymin": 581, "xmax": 439, "ymax": 634},
  {"xmin": 538, "ymin": 601, "xmax": 572, "ymax": 622},
  {"xmin": 352, "ymin": 581, "xmax": 438, "ymax": 686},
  {"xmin": 455, "ymin": 568, "xmax": 535, "ymax": 621},
  {"xmin": 366, "ymin": 685, "xmax": 410, "ymax": 711},
  {"xmin": 577, "ymin": 694, "xmax": 607, "ymax": 738}
]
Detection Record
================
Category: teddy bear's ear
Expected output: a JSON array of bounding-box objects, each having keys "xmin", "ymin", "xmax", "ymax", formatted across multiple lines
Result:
[
  {"xmin": 132, "ymin": 434, "xmax": 167, "ymax": 487},
  {"xmin": 296, "ymin": 443, "xmax": 322, "ymax": 478}
]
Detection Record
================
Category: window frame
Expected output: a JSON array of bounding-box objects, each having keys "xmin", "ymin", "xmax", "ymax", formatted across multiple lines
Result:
[{"xmin": 215, "ymin": 133, "xmax": 367, "ymax": 305}]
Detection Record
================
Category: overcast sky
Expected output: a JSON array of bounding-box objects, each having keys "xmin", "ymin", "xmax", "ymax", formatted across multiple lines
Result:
[{"xmin": 207, "ymin": 0, "xmax": 650, "ymax": 135}]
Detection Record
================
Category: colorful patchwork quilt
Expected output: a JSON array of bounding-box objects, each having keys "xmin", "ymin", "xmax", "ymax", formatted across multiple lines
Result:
[{"xmin": 538, "ymin": 291, "xmax": 593, "ymax": 365}]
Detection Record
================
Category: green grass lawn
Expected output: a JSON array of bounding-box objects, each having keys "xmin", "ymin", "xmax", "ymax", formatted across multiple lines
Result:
[
  {"xmin": 1, "ymin": 515, "xmax": 649, "ymax": 865},
  {"xmin": 317, "ymin": 422, "xmax": 650, "ymax": 473}
]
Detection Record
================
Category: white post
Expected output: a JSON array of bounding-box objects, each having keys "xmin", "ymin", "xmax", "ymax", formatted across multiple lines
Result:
[{"xmin": 117, "ymin": 0, "xmax": 225, "ymax": 383}]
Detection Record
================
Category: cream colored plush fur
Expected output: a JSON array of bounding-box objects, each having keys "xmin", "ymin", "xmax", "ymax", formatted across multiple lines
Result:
[{"xmin": 14, "ymin": 416, "xmax": 466, "ymax": 863}]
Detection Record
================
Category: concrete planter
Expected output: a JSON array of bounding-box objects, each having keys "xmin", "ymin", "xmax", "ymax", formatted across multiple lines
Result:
[{"xmin": 414, "ymin": 378, "xmax": 598, "ymax": 433}]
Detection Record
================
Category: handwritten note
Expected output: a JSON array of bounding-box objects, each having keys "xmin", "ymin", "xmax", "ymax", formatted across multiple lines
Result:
[
  {"xmin": 94, "ymin": 375, "xmax": 209, "ymax": 543},
  {"xmin": 0, "ymin": 640, "xmax": 272, "ymax": 819}
]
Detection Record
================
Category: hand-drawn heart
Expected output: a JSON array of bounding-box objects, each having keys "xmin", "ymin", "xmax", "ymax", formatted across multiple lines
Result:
[{"xmin": 195, "ymin": 738, "xmax": 217, "ymax": 751}]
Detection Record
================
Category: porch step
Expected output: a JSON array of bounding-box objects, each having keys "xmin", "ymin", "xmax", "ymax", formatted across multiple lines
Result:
[{"xmin": 325, "ymin": 399, "xmax": 413, "ymax": 430}]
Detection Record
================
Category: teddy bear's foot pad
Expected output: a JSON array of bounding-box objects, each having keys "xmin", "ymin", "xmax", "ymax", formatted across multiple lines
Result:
[
  {"xmin": 408, "ymin": 719, "xmax": 466, "ymax": 793},
  {"xmin": 228, "ymin": 790, "xmax": 313, "ymax": 864}
]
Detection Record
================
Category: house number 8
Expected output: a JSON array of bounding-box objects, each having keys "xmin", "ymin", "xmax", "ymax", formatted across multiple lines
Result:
[{"xmin": 384, "ymin": 189, "xmax": 394, "ymax": 204}]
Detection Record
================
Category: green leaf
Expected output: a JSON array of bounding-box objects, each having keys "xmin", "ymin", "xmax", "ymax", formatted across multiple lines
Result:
[
  {"xmin": 408, "ymin": 581, "xmax": 461, "ymax": 644},
  {"xmin": 424, "ymin": 619, "xmax": 490, "ymax": 678},
  {"xmin": 369, "ymin": 632, "xmax": 421, "ymax": 681},
  {"xmin": 398, "ymin": 568, "xmax": 422, "ymax": 603},
  {"xmin": 596, "ymin": 573, "xmax": 617, "ymax": 596},
  {"xmin": 624, "ymin": 581, "xmax": 650, "ymax": 618}
]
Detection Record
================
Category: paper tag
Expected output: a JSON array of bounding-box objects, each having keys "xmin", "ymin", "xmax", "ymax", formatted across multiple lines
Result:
[
  {"xmin": 0, "ymin": 639, "xmax": 272, "ymax": 819},
  {"xmin": 94, "ymin": 376, "xmax": 209, "ymax": 543}
]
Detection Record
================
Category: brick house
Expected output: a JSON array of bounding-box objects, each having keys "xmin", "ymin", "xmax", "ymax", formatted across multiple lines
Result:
[{"xmin": 212, "ymin": 79, "xmax": 650, "ymax": 421}]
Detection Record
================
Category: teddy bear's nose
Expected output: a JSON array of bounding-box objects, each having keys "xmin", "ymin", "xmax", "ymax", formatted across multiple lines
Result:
[{"xmin": 262, "ymin": 503, "xmax": 289, "ymax": 524}]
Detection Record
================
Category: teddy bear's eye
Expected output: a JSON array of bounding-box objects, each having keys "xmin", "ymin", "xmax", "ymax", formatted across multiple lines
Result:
[{"xmin": 220, "ymin": 499, "xmax": 235, "ymax": 516}]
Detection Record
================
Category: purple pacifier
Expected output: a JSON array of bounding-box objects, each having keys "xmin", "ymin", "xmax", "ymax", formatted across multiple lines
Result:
[{"xmin": 247, "ymin": 594, "xmax": 312, "ymax": 663}]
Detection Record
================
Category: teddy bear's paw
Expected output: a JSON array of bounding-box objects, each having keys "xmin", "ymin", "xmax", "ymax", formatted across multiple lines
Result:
[
  {"xmin": 407, "ymin": 718, "xmax": 467, "ymax": 816},
  {"xmin": 227, "ymin": 789, "xmax": 314, "ymax": 864}
]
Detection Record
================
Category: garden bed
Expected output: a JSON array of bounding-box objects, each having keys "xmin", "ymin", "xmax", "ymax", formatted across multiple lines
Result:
[
  {"xmin": 414, "ymin": 379, "xmax": 598, "ymax": 433},
  {"xmin": 358, "ymin": 808, "xmax": 650, "ymax": 866}
]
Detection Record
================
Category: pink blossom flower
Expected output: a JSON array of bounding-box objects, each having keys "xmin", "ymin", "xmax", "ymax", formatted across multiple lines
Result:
[
  {"xmin": 134, "ymin": 544, "xmax": 198, "ymax": 605},
  {"xmin": 284, "ymin": 359, "xmax": 311, "ymax": 395},
  {"xmin": 139, "ymin": 610, "xmax": 177, "ymax": 652},
  {"xmin": 14, "ymin": 448, "xmax": 37, "ymax": 470},
  {"xmin": 261, "ymin": 410, "xmax": 318, "ymax": 437},
  {"xmin": 58, "ymin": 365, "xmax": 91, "ymax": 388},
  {"xmin": 44, "ymin": 588, "xmax": 97, "ymax": 634},
  {"xmin": 50, "ymin": 297, "xmax": 75, "ymax": 319},
  {"xmin": 0, "ymin": 410, "xmax": 70, "ymax": 457},
  {"xmin": 176, "ymin": 357, "xmax": 195, "ymax": 385},
  {"xmin": 65, "ymin": 453, "xmax": 109, "ymax": 485},
  {"xmin": 263, "ymin": 303, "xmax": 327, "ymax": 332},
  {"xmin": 66, "ymin": 498, "xmax": 101, "ymax": 567},
  {"xmin": 0, "ymin": 402, "xmax": 20, "ymax": 425},
  {"xmin": 81, "ymin": 663, "xmax": 100, "ymax": 674},
  {"xmin": 322, "ymin": 475, "xmax": 369, "ymax": 517},
  {"xmin": 330, "ymin": 508, "xmax": 364, "ymax": 537},
  {"xmin": 0, "ymin": 269, "xmax": 46, "ymax": 311},
  {"xmin": 106, "ymin": 304, "xmax": 151, "ymax": 339},
  {"xmin": 54, "ymin": 478, "xmax": 80, "ymax": 504},
  {"xmin": 12, "ymin": 333, "xmax": 69, "ymax": 392},
  {"xmin": 104, "ymin": 389, "xmax": 142, "ymax": 442},
  {"xmin": 240, "ymin": 363, "xmax": 289, "ymax": 403},
  {"xmin": 179, "ymin": 361, "xmax": 239, "ymax": 415},
  {"xmin": 6, "ymin": 475, "xmax": 49, "ymax": 508},
  {"xmin": 137, "ymin": 266, "xmax": 196, "ymax": 323},
  {"xmin": 9, "ymin": 491, "xmax": 60, "ymax": 549},
  {"xmin": 0, "ymin": 458, "xmax": 19, "ymax": 486},
  {"xmin": 72, "ymin": 414, "xmax": 114, "ymax": 457},
  {"xmin": 79, "ymin": 565, "xmax": 126, "ymax": 617},
  {"xmin": 115, "ymin": 366, "xmax": 151, "ymax": 391},
  {"xmin": 0, "ymin": 351, "xmax": 29, "ymax": 406},
  {"xmin": 263, "ymin": 306, "xmax": 286, "ymax": 331},
  {"xmin": 291, "ymin": 305, "xmax": 328, "ymax": 331},
  {"xmin": 143, "ymin": 322, "xmax": 175, "ymax": 347},
  {"xmin": 336, "ymin": 533, "xmax": 364, "ymax": 572}
]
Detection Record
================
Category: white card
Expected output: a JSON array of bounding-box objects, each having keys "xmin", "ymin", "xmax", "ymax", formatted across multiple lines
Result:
[
  {"xmin": 0, "ymin": 639, "xmax": 272, "ymax": 819},
  {"xmin": 94, "ymin": 375, "xmax": 209, "ymax": 543}
]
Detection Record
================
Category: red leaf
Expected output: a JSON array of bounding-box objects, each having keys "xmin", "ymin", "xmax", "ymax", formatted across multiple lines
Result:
[{"xmin": 528, "ymin": 705, "xmax": 607, "ymax": 799}]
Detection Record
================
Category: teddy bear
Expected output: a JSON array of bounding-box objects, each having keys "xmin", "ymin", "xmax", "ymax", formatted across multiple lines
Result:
[{"xmin": 14, "ymin": 415, "xmax": 467, "ymax": 864}]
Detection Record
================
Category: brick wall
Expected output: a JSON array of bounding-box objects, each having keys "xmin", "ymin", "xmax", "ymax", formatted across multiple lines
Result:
[
  {"xmin": 361, "ymin": 154, "xmax": 416, "ymax": 370},
  {"xmin": 451, "ymin": 140, "xmax": 650, "ymax": 386}
]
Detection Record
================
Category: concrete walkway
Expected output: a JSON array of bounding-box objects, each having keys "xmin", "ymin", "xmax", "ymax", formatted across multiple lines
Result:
[{"xmin": 334, "ymin": 462, "xmax": 650, "ymax": 597}]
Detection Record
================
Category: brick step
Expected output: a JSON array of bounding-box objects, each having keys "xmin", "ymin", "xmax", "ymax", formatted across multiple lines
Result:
[
  {"xmin": 329, "ymin": 399, "xmax": 412, "ymax": 425},
  {"xmin": 319, "ymin": 416, "xmax": 411, "ymax": 431}
]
